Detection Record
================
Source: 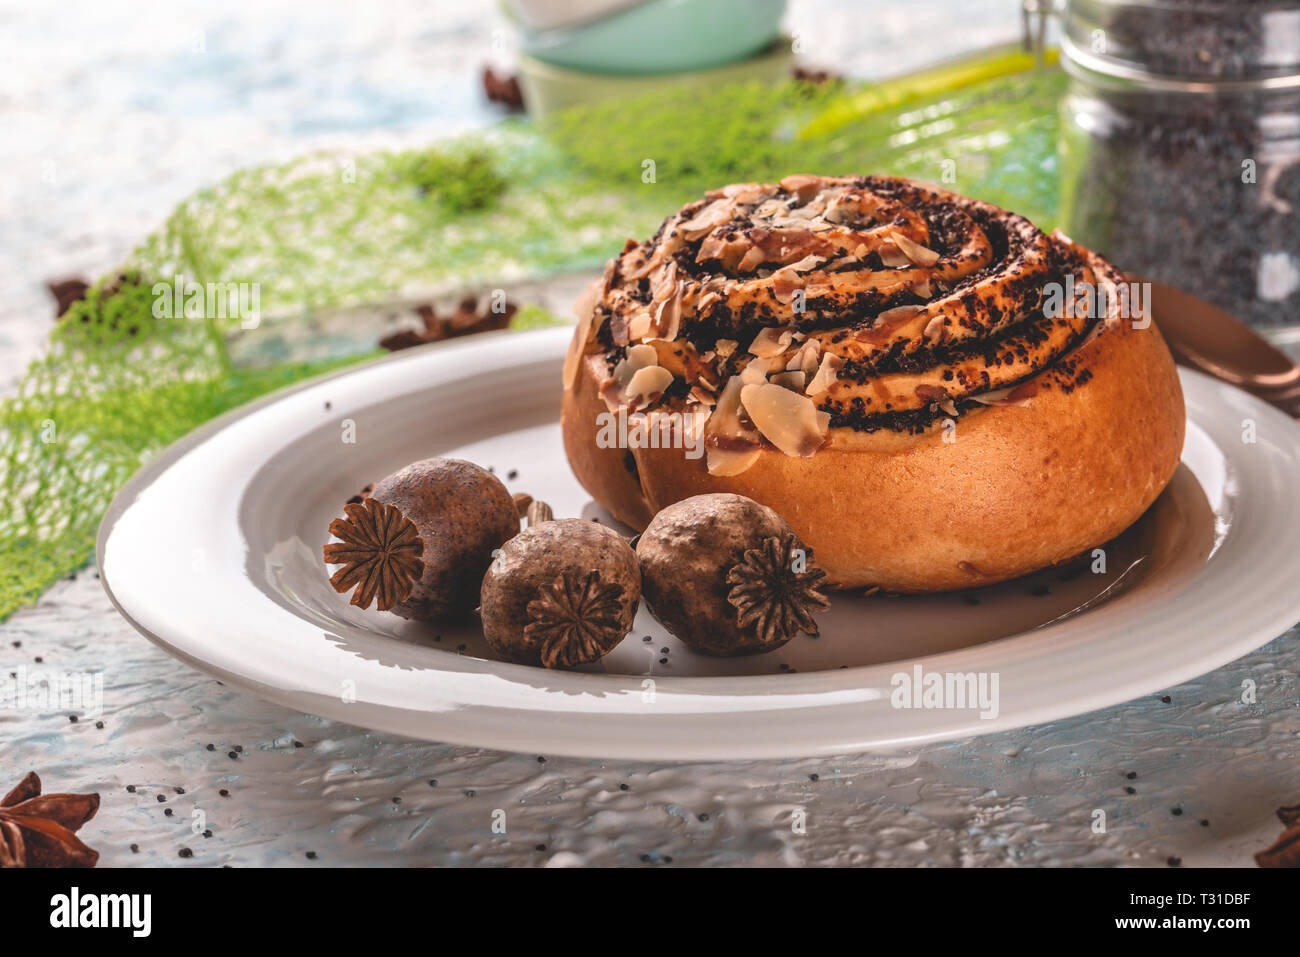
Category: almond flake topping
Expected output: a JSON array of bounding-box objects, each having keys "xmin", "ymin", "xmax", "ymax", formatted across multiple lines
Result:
[
  {"xmin": 627, "ymin": 311, "xmax": 652, "ymax": 341},
  {"xmin": 739, "ymin": 382, "xmax": 830, "ymax": 458},
  {"xmin": 740, "ymin": 355, "xmax": 774, "ymax": 385},
  {"xmin": 873, "ymin": 304, "xmax": 924, "ymax": 326},
  {"xmin": 677, "ymin": 201, "xmax": 730, "ymax": 240},
  {"xmin": 878, "ymin": 241, "xmax": 911, "ymax": 269},
  {"xmin": 968, "ymin": 385, "xmax": 1031, "ymax": 407},
  {"xmin": 748, "ymin": 327, "xmax": 794, "ymax": 358},
  {"xmin": 779, "ymin": 174, "xmax": 822, "ymax": 202},
  {"xmin": 770, "ymin": 370, "xmax": 807, "ymax": 392},
  {"xmin": 805, "ymin": 352, "xmax": 843, "ymax": 395},
  {"xmin": 889, "ymin": 230, "xmax": 941, "ymax": 266},
  {"xmin": 704, "ymin": 375, "xmax": 762, "ymax": 477},
  {"xmin": 652, "ymin": 295, "xmax": 681, "ymax": 341},
  {"xmin": 624, "ymin": 365, "xmax": 673, "ymax": 410}
]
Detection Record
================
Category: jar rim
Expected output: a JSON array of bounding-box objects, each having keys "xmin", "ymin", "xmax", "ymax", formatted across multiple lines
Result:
[
  {"xmin": 1061, "ymin": 35, "xmax": 1300, "ymax": 93},
  {"xmin": 1062, "ymin": 0, "xmax": 1300, "ymax": 89}
]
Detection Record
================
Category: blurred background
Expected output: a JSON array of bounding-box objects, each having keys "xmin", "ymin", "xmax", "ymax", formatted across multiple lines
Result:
[{"xmin": 0, "ymin": 0, "xmax": 1021, "ymax": 386}]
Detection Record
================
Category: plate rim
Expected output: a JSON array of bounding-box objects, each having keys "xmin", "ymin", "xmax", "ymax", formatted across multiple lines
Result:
[{"xmin": 97, "ymin": 327, "xmax": 1300, "ymax": 759}]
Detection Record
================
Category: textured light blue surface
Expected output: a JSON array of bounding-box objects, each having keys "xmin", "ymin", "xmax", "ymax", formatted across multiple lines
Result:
[{"xmin": 5, "ymin": 569, "xmax": 1297, "ymax": 866}]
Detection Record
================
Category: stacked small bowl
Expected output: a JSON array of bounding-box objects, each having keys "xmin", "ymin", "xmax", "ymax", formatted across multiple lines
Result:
[{"xmin": 509, "ymin": 0, "xmax": 791, "ymax": 116}]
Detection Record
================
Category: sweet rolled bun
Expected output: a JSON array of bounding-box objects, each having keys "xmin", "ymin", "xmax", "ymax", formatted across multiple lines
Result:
[{"xmin": 561, "ymin": 175, "xmax": 1185, "ymax": 592}]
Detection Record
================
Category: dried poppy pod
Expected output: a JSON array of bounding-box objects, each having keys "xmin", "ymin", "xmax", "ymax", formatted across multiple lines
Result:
[
  {"xmin": 636, "ymin": 493, "xmax": 830, "ymax": 657},
  {"xmin": 480, "ymin": 516, "xmax": 641, "ymax": 669},
  {"xmin": 323, "ymin": 458, "xmax": 518, "ymax": 621}
]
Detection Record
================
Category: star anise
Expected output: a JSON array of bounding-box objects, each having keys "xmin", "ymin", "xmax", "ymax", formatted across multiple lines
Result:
[
  {"xmin": 726, "ymin": 535, "xmax": 831, "ymax": 645},
  {"xmin": 47, "ymin": 276, "xmax": 90, "ymax": 317},
  {"xmin": 1256, "ymin": 803, "xmax": 1300, "ymax": 868},
  {"xmin": 0, "ymin": 772, "xmax": 100, "ymax": 868},
  {"xmin": 525, "ymin": 571, "xmax": 626, "ymax": 669},
  {"xmin": 379, "ymin": 296, "xmax": 517, "ymax": 352},
  {"xmin": 323, "ymin": 497, "xmax": 424, "ymax": 611},
  {"xmin": 482, "ymin": 67, "xmax": 524, "ymax": 111}
]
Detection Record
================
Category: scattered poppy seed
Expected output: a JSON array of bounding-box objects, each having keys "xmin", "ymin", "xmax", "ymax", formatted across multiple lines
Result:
[
  {"xmin": 164, "ymin": 808, "xmax": 173, "ymax": 817},
  {"xmin": 663, "ymin": 855, "xmax": 673, "ymax": 863},
  {"xmin": 293, "ymin": 740, "xmax": 303, "ymax": 748},
  {"xmin": 1126, "ymin": 771, "xmax": 1137, "ymax": 779},
  {"xmin": 174, "ymin": 786, "xmax": 185, "ymax": 794},
  {"xmin": 779, "ymin": 663, "xmax": 789, "ymax": 671},
  {"xmin": 507, "ymin": 470, "xmax": 518, "ymax": 480},
  {"xmin": 68, "ymin": 714, "xmax": 77, "ymax": 723},
  {"xmin": 218, "ymin": 789, "xmax": 229, "ymax": 797},
  {"xmin": 658, "ymin": 657, "xmax": 668, "ymax": 664},
  {"xmin": 619, "ymin": 783, "xmax": 629, "ymax": 791},
  {"xmin": 306, "ymin": 851, "xmax": 317, "ymax": 859},
  {"xmin": 324, "ymin": 401, "xmax": 331, "ymax": 411},
  {"xmin": 428, "ymin": 779, "xmax": 438, "ymax": 787},
  {"xmin": 95, "ymin": 721, "xmax": 104, "ymax": 730},
  {"xmin": 1200, "ymin": 819, "xmax": 1210, "ymax": 827},
  {"xmin": 34, "ymin": 657, "xmax": 42, "ymax": 663},
  {"xmin": 642, "ymin": 636, "xmax": 652, "ymax": 643},
  {"xmin": 126, "ymin": 785, "xmax": 136, "ymax": 793},
  {"xmin": 1125, "ymin": 786, "xmax": 1136, "ymax": 795},
  {"xmin": 1167, "ymin": 856, "xmax": 1181, "ymax": 867},
  {"xmin": 178, "ymin": 847, "xmax": 192, "ymax": 859},
  {"xmin": 130, "ymin": 843, "xmax": 139, "ymax": 853},
  {"xmin": 228, "ymin": 751, "xmax": 238, "ymax": 760},
  {"xmin": 206, "ymin": 743, "xmax": 215, "ymax": 751},
  {"xmin": 233, "ymin": 745, "xmax": 243, "ymax": 753},
  {"xmin": 465, "ymin": 789, "xmax": 476, "ymax": 797},
  {"xmin": 535, "ymin": 843, "xmax": 546, "ymax": 851},
  {"xmin": 392, "ymin": 797, "xmax": 401, "ymax": 804},
  {"xmin": 659, "ymin": 647, "xmax": 669, "ymax": 654},
  {"xmin": 203, "ymin": 829, "xmax": 212, "ymax": 838},
  {"xmin": 809, "ymin": 773, "xmax": 819, "ymax": 781},
  {"xmin": 156, "ymin": 794, "xmax": 166, "ymax": 803},
  {"xmin": 1171, "ymin": 807, "xmax": 1183, "ymax": 816},
  {"xmin": 698, "ymin": 813, "xmax": 709, "ymax": 822},
  {"xmin": 536, "ymin": 756, "xmax": 546, "ymax": 763},
  {"xmin": 640, "ymin": 854, "xmax": 650, "ymax": 862},
  {"xmin": 11, "ymin": 640, "xmax": 19, "ymax": 647},
  {"xmin": 1161, "ymin": 695, "xmax": 1171, "ymax": 703}
]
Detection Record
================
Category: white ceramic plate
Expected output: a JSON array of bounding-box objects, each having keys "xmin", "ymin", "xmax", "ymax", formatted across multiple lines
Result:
[{"xmin": 98, "ymin": 328, "xmax": 1300, "ymax": 760}]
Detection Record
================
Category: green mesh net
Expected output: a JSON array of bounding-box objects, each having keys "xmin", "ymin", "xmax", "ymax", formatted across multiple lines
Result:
[{"xmin": 0, "ymin": 52, "xmax": 1066, "ymax": 621}]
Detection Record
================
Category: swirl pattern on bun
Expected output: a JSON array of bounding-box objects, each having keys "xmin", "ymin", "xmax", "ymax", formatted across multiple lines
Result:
[
  {"xmin": 562, "ymin": 175, "xmax": 1185, "ymax": 592},
  {"xmin": 565, "ymin": 175, "xmax": 1121, "ymax": 476}
]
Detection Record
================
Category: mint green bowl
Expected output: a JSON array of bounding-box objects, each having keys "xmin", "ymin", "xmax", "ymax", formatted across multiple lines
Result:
[
  {"xmin": 522, "ymin": 0, "xmax": 787, "ymax": 76},
  {"xmin": 517, "ymin": 39, "xmax": 795, "ymax": 119}
]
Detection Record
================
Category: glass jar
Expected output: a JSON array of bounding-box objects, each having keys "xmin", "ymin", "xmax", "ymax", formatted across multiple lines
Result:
[{"xmin": 1058, "ymin": 0, "xmax": 1300, "ymax": 333}]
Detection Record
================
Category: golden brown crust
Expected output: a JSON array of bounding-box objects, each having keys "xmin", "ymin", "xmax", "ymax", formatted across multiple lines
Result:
[{"xmin": 561, "ymin": 176, "xmax": 1186, "ymax": 592}]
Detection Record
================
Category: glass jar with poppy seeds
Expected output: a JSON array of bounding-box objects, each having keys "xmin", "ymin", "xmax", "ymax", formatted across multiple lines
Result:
[{"xmin": 1058, "ymin": 0, "xmax": 1300, "ymax": 333}]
